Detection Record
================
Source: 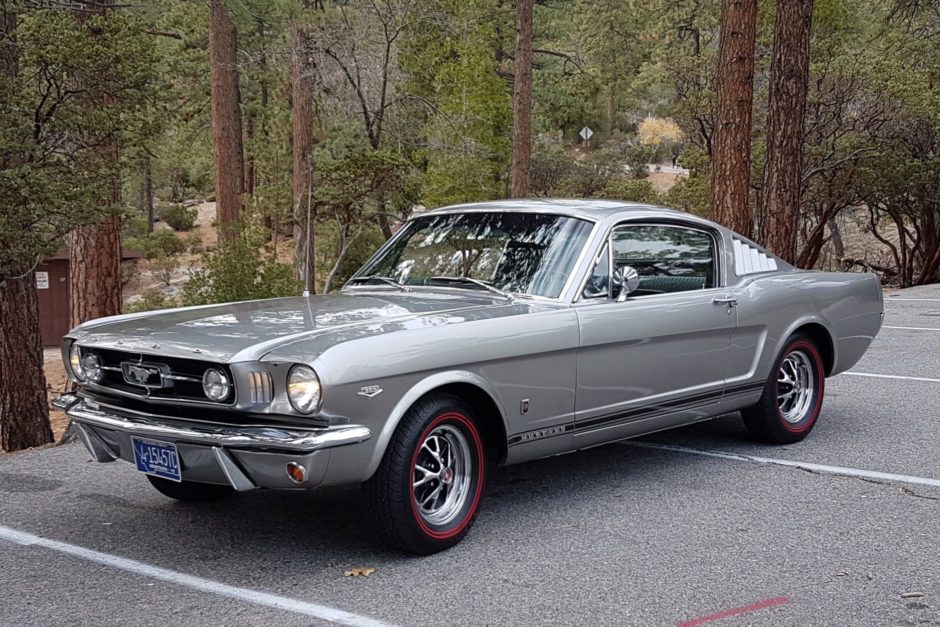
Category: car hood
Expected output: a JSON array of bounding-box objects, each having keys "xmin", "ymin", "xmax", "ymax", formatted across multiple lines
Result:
[{"xmin": 69, "ymin": 290, "xmax": 555, "ymax": 363}]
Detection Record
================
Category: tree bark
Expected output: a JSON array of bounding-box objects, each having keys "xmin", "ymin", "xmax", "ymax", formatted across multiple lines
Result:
[
  {"xmin": 710, "ymin": 0, "xmax": 758, "ymax": 236},
  {"xmin": 0, "ymin": 3, "xmax": 52, "ymax": 452},
  {"xmin": 143, "ymin": 154, "xmax": 154, "ymax": 233},
  {"xmin": 606, "ymin": 88, "xmax": 615, "ymax": 135},
  {"xmin": 0, "ymin": 0, "xmax": 16, "ymax": 81},
  {"xmin": 509, "ymin": 0, "xmax": 534, "ymax": 198},
  {"xmin": 828, "ymin": 216, "xmax": 844, "ymax": 262},
  {"xmin": 0, "ymin": 275, "xmax": 54, "ymax": 452},
  {"xmin": 209, "ymin": 0, "xmax": 244, "ymax": 240},
  {"xmin": 70, "ymin": 213, "xmax": 122, "ymax": 327},
  {"xmin": 69, "ymin": 0, "xmax": 122, "ymax": 327},
  {"xmin": 291, "ymin": 21, "xmax": 317, "ymax": 292},
  {"xmin": 758, "ymin": 0, "xmax": 814, "ymax": 264},
  {"xmin": 245, "ymin": 112, "xmax": 255, "ymax": 197}
]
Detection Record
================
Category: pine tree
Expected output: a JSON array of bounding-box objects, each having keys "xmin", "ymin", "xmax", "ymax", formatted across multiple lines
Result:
[
  {"xmin": 710, "ymin": 0, "xmax": 758, "ymax": 236},
  {"xmin": 510, "ymin": 0, "xmax": 534, "ymax": 198},
  {"xmin": 209, "ymin": 0, "xmax": 244, "ymax": 240},
  {"xmin": 759, "ymin": 0, "xmax": 814, "ymax": 263}
]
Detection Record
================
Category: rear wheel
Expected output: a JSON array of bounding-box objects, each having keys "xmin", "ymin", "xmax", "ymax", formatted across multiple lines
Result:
[
  {"xmin": 146, "ymin": 475, "xmax": 234, "ymax": 502},
  {"xmin": 364, "ymin": 393, "xmax": 486, "ymax": 554},
  {"xmin": 742, "ymin": 333, "xmax": 825, "ymax": 444}
]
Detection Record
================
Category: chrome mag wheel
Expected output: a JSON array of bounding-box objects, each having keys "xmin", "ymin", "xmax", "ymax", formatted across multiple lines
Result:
[
  {"xmin": 412, "ymin": 424, "xmax": 472, "ymax": 527},
  {"xmin": 777, "ymin": 349, "xmax": 815, "ymax": 424}
]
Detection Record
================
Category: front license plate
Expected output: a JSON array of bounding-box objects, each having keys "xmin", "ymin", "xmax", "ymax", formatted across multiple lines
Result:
[{"xmin": 131, "ymin": 437, "xmax": 181, "ymax": 482}]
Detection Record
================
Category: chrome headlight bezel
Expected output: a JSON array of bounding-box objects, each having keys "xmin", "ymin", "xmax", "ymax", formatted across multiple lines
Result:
[
  {"xmin": 202, "ymin": 367, "xmax": 232, "ymax": 402},
  {"xmin": 287, "ymin": 365, "xmax": 322, "ymax": 414},
  {"xmin": 68, "ymin": 344, "xmax": 85, "ymax": 382}
]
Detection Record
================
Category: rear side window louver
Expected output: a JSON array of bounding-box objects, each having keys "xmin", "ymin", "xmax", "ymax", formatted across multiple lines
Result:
[{"xmin": 732, "ymin": 238, "xmax": 778, "ymax": 276}]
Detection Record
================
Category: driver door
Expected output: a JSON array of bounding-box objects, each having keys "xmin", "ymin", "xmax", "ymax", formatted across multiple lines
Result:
[{"xmin": 572, "ymin": 223, "xmax": 735, "ymax": 448}]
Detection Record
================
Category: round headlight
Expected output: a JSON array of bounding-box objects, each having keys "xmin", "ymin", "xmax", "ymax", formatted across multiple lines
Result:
[
  {"xmin": 69, "ymin": 345, "xmax": 85, "ymax": 382},
  {"xmin": 287, "ymin": 365, "xmax": 321, "ymax": 414},
  {"xmin": 80, "ymin": 352, "xmax": 104, "ymax": 383},
  {"xmin": 202, "ymin": 368, "xmax": 232, "ymax": 402}
]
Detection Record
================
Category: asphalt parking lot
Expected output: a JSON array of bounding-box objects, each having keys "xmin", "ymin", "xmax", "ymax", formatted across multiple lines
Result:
[{"xmin": 1, "ymin": 284, "xmax": 938, "ymax": 626}]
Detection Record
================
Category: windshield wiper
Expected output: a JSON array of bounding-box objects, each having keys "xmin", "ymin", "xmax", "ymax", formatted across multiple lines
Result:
[
  {"xmin": 428, "ymin": 276, "xmax": 515, "ymax": 301},
  {"xmin": 344, "ymin": 275, "xmax": 410, "ymax": 291}
]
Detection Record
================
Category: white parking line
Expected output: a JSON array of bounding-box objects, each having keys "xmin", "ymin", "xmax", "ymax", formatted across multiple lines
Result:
[
  {"xmin": 622, "ymin": 442, "xmax": 940, "ymax": 489},
  {"xmin": 886, "ymin": 298, "xmax": 940, "ymax": 302},
  {"xmin": 843, "ymin": 372, "xmax": 940, "ymax": 383},
  {"xmin": 882, "ymin": 326, "xmax": 940, "ymax": 331},
  {"xmin": 0, "ymin": 525, "xmax": 392, "ymax": 627}
]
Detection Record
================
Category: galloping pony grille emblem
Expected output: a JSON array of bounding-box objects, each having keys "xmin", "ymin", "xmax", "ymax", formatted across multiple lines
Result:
[{"xmin": 121, "ymin": 362, "xmax": 169, "ymax": 389}]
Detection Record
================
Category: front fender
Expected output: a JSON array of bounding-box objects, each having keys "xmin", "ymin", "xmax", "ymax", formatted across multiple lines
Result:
[{"xmin": 361, "ymin": 370, "xmax": 510, "ymax": 481}]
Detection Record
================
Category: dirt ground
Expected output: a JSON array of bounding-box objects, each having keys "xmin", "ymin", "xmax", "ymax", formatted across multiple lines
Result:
[
  {"xmin": 43, "ymin": 350, "xmax": 70, "ymax": 441},
  {"xmin": 647, "ymin": 170, "xmax": 682, "ymax": 194}
]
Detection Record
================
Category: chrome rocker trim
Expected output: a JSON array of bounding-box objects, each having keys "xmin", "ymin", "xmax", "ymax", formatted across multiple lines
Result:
[{"xmin": 57, "ymin": 395, "xmax": 372, "ymax": 453}]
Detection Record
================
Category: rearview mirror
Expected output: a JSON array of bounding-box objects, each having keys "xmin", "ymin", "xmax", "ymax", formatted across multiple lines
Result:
[{"xmin": 614, "ymin": 266, "xmax": 640, "ymax": 302}]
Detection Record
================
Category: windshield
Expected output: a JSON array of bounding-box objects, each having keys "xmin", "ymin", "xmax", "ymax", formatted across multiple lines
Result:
[{"xmin": 355, "ymin": 212, "xmax": 594, "ymax": 299}]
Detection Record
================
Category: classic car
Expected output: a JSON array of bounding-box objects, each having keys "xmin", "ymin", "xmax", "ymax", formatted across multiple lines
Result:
[{"xmin": 55, "ymin": 199, "xmax": 884, "ymax": 554}]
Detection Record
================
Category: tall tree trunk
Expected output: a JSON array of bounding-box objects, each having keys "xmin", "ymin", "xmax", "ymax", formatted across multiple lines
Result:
[
  {"xmin": 70, "ymin": 0, "xmax": 121, "ymax": 327},
  {"xmin": 509, "ymin": 0, "xmax": 534, "ymax": 198},
  {"xmin": 710, "ymin": 0, "xmax": 758, "ymax": 236},
  {"xmin": 143, "ymin": 154, "xmax": 154, "ymax": 233},
  {"xmin": 606, "ymin": 88, "xmax": 615, "ymax": 135},
  {"xmin": 70, "ymin": 213, "xmax": 122, "ymax": 327},
  {"xmin": 0, "ymin": 0, "xmax": 16, "ymax": 80},
  {"xmin": 0, "ymin": 2, "xmax": 52, "ymax": 452},
  {"xmin": 209, "ymin": 0, "xmax": 244, "ymax": 240},
  {"xmin": 0, "ymin": 275, "xmax": 53, "ymax": 452},
  {"xmin": 758, "ymin": 0, "xmax": 813, "ymax": 264},
  {"xmin": 828, "ymin": 216, "xmax": 844, "ymax": 264},
  {"xmin": 291, "ymin": 21, "xmax": 317, "ymax": 292},
  {"xmin": 245, "ymin": 113, "xmax": 256, "ymax": 197}
]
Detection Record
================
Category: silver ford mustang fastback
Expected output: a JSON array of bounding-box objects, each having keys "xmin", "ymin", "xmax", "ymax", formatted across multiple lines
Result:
[{"xmin": 56, "ymin": 199, "xmax": 883, "ymax": 553}]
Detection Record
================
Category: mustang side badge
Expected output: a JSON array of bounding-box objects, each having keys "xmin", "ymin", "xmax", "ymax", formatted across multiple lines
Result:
[{"xmin": 358, "ymin": 385, "xmax": 383, "ymax": 398}]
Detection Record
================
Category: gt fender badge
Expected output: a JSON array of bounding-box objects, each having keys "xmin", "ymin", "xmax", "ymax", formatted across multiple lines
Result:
[{"xmin": 358, "ymin": 385, "xmax": 383, "ymax": 398}]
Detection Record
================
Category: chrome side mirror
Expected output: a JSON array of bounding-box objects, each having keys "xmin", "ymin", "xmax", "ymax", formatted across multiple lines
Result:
[{"xmin": 614, "ymin": 266, "xmax": 640, "ymax": 302}]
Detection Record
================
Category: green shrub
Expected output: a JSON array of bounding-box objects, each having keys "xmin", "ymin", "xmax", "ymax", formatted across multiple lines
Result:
[
  {"xmin": 152, "ymin": 255, "xmax": 180, "ymax": 286},
  {"xmin": 183, "ymin": 233, "xmax": 204, "ymax": 255},
  {"xmin": 161, "ymin": 204, "xmax": 198, "ymax": 231},
  {"xmin": 316, "ymin": 220, "xmax": 386, "ymax": 291},
  {"xmin": 598, "ymin": 179, "xmax": 661, "ymax": 204},
  {"xmin": 126, "ymin": 229, "xmax": 186, "ymax": 259},
  {"xmin": 622, "ymin": 146, "xmax": 650, "ymax": 179},
  {"xmin": 122, "ymin": 211, "xmax": 151, "ymax": 239},
  {"xmin": 663, "ymin": 146, "xmax": 711, "ymax": 217},
  {"xmin": 182, "ymin": 218, "xmax": 302, "ymax": 306},
  {"xmin": 530, "ymin": 144, "xmax": 581, "ymax": 196},
  {"xmin": 124, "ymin": 288, "xmax": 176, "ymax": 313}
]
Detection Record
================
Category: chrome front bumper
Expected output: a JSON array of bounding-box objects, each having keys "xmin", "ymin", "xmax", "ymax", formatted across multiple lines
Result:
[{"xmin": 55, "ymin": 394, "xmax": 372, "ymax": 491}]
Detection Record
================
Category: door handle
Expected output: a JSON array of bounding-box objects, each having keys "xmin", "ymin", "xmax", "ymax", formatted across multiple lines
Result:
[{"xmin": 712, "ymin": 295, "xmax": 738, "ymax": 306}]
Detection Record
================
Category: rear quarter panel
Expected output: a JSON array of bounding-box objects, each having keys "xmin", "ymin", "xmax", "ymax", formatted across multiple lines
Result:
[{"xmin": 731, "ymin": 270, "xmax": 883, "ymax": 386}]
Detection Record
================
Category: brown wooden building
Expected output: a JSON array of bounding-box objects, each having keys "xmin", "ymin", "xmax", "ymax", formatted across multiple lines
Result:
[{"xmin": 36, "ymin": 249, "xmax": 141, "ymax": 346}]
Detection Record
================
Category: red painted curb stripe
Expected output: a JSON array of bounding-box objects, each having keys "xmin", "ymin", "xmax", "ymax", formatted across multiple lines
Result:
[{"xmin": 678, "ymin": 596, "xmax": 789, "ymax": 627}]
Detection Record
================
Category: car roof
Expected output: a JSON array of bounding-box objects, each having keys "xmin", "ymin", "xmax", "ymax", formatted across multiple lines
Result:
[{"xmin": 425, "ymin": 198, "xmax": 692, "ymax": 222}]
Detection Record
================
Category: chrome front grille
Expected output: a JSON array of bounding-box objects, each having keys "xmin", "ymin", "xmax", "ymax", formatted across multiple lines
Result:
[
  {"xmin": 248, "ymin": 370, "xmax": 274, "ymax": 404},
  {"xmin": 79, "ymin": 347, "xmax": 234, "ymax": 405}
]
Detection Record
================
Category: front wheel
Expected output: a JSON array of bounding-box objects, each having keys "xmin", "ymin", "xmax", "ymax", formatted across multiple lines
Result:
[
  {"xmin": 742, "ymin": 334, "xmax": 825, "ymax": 444},
  {"xmin": 364, "ymin": 394, "xmax": 486, "ymax": 554},
  {"xmin": 146, "ymin": 475, "xmax": 234, "ymax": 502}
]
